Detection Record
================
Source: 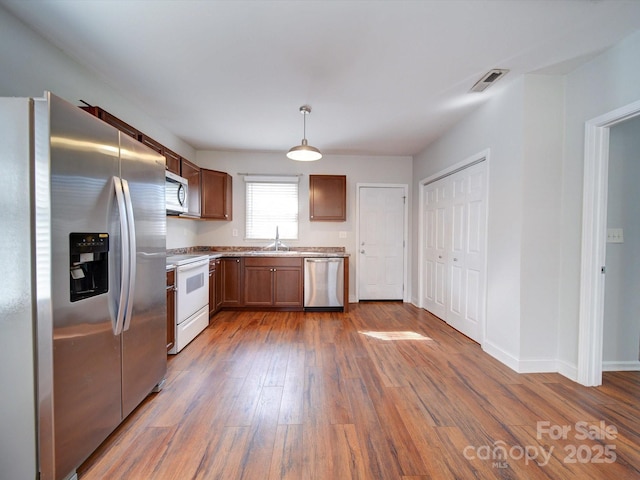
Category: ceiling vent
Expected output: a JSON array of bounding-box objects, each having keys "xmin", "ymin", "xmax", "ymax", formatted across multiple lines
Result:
[{"xmin": 470, "ymin": 69, "xmax": 509, "ymax": 92}]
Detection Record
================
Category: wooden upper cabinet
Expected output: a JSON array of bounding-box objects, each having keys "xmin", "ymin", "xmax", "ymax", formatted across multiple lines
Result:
[
  {"xmin": 163, "ymin": 148, "xmax": 180, "ymax": 175},
  {"xmin": 180, "ymin": 158, "xmax": 201, "ymax": 217},
  {"xmin": 201, "ymin": 169, "xmax": 232, "ymax": 220},
  {"xmin": 309, "ymin": 175, "xmax": 347, "ymax": 221},
  {"xmin": 81, "ymin": 106, "xmax": 139, "ymax": 139}
]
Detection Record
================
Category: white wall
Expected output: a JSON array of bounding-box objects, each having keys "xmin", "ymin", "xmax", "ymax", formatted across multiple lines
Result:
[
  {"xmin": 413, "ymin": 77, "xmax": 526, "ymax": 366},
  {"xmin": 0, "ymin": 6, "xmax": 195, "ymax": 161},
  {"xmin": 413, "ymin": 30, "xmax": 640, "ymax": 378},
  {"xmin": 412, "ymin": 74, "xmax": 565, "ymax": 371},
  {"xmin": 558, "ymin": 30, "xmax": 640, "ymax": 375},
  {"xmin": 519, "ymin": 75, "xmax": 564, "ymax": 364},
  {"xmin": 603, "ymin": 115, "xmax": 640, "ymax": 366},
  {"xmin": 192, "ymin": 150, "xmax": 413, "ymax": 300}
]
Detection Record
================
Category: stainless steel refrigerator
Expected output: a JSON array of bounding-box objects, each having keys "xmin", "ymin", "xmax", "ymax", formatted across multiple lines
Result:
[{"xmin": 0, "ymin": 92, "xmax": 167, "ymax": 480}]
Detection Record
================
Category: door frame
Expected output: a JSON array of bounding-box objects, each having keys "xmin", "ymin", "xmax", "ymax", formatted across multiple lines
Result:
[
  {"xmin": 578, "ymin": 99, "xmax": 640, "ymax": 386},
  {"xmin": 355, "ymin": 183, "xmax": 409, "ymax": 302},
  {"xmin": 417, "ymin": 149, "xmax": 489, "ymax": 343}
]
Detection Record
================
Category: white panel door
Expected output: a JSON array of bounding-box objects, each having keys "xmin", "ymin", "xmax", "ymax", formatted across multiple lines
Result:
[
  {"xmin": 446, "ymin": 163, "xmax": 486, "ymax": 341},
  {"xmin": 423, "ymin": 181, "xmax": 448, "ymax": 318},
  {"xmin": 358, "ymin": 186, "xmax": 405, "ymax": 300},
  {"xmin": 421, "ymin": 160, "xmax": 487, "ymax": 343}
]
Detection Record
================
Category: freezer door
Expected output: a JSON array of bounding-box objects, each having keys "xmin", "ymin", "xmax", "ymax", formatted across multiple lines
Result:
[
  {"xmin": 47, "ymin": 93, "xmax": 123, "ymax": 480},
  {"xmin": 118, "ymin": 133, "xmax": 167, "ymax": 417}
]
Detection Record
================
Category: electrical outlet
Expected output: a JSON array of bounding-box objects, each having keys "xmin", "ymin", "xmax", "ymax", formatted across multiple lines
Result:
[
  {"xmin": 607, "ymin": 228, "xmax": 624, "ymax": 243},
  {"xmin": 232, "ymin": 228, "xmax": 238, "ymax": 237}
]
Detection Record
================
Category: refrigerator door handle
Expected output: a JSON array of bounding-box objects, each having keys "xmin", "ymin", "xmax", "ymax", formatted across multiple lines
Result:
[
  {"xmin": 121, "ymin": 178, "xmax": 137, "ymax": 332},
  {"xmin": 112, "ymin": 176, "xmax": 130, "ymax": 335}
]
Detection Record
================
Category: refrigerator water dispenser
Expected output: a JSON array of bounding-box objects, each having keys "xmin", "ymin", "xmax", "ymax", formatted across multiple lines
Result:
[{"xmin": 69, "ymin": 232, "xmax": 109, "ymax": 302}]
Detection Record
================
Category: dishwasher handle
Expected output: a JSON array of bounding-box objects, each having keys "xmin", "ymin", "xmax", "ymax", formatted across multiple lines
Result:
[{"xmin": 305, "ymin": 258, "xmax": 343, "ymax": 262}]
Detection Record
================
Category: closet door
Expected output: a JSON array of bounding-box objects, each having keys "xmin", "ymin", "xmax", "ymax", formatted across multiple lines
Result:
[
  {"xmin": 422, "ymin": 161, "xmax": 487, "ymax": 343},
  {"xmin": 446, "ymin": 163, "xmax": 486, "ymax": 341},
  {"xmin": 423, "ymin": 181, "xmax": 448, "ymax": 319}
]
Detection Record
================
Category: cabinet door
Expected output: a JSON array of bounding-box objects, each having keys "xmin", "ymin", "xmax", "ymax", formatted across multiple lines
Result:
[
  {"xmin": 309, "ymin": 175, "xmax": 347, "ymax": 221},
  {"xmin": 273, "ymin": 267, "xmax": 303, "ymax": 307},
  {"xmin": 221, "ymin": 258, "xmax": 242, "ymax": 306},
  {"xmin": 81, "ymin": 106, "xmax": 139, "ymax": 139},
  {"xmin": 166, "ymin": 270, "xmax": 175, "ymax": 352},
  {"xmin": 163, "ymin": 147, "xmax": 180, "ymax": 175},
  {"xmin": 214, "ymin": 259, "xmax": 223, "ymax": 312},
  {"xmin": 201, "ymin": 169, "xmax": 232, "ymax": 220},
  {"xmin": 181, "ymin": 158, "xmax": 201, "ymax": 217},
  {"xmin": 209, "ymin": 262, "xmax": 216, "ymax": 318},
  {"xmin": 244, "ymin": 267, "xmax": 274, "ymax": 306}
]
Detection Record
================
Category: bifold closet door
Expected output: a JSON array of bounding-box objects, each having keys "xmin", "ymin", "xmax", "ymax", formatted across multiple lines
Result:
[{"xmin": 423, "ymin": 161, "xmax": 486, "ymax": 343}]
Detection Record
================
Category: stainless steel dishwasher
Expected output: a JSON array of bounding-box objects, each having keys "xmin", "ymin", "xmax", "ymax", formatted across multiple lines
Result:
[{"xmin": 304, "ymin": 257, "xmax": 344, "ymax": 310}]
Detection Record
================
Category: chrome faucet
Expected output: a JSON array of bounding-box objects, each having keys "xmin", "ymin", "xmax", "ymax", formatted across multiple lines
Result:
[{"xmin": 264, "ymin": 226, "xmax": 288, "ymax": 251}]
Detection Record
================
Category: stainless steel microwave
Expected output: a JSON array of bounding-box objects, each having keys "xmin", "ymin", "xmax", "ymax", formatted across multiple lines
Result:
[{"xmin": 166, "ymin": 171, "xmax": 188, "ymax": 214}]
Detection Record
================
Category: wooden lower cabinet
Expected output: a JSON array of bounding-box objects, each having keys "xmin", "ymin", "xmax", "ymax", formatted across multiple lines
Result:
[
  {"xmin": 243, "ymin": 257, "xmax": 303, "ymax": 308},
  {"xmin": 221, "ymin": 257, "xmax": 243, "ymax": 307},
  {"xmin": 208, "ymin": 259, "xmax": 216, "ymax": 318},
  {"xmin": 214, "ymin": 259, "xmax": 223, "ymax": 312},
  {"xmin": 166, "ymin": 269, "xmax": 176, "ymax": 353},
  {"xmin": 208, "ymin": 257, "xmax": 223, "ymax": 317}
]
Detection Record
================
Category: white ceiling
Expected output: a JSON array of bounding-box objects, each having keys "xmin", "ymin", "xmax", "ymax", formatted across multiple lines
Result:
[{"xmin": 3, "ymin": 0, "xmax": 640, "ymax": 156}]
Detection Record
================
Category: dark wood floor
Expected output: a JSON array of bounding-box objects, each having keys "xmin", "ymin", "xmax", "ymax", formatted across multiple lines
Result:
[{"xmin": 78, "ymin": 302, "xmax": 640, "ymax": 479}]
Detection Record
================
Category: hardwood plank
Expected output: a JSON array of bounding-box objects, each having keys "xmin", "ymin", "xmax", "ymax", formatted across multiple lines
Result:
[
  {"xmin": 194, "ymin": 426, "xmax": 249, "ymax": 480},
  {"xmin": 328, "ymin": 423, "xmax": 367, "ymax": 479},
  {"xmin": 269, "ymin": 425, "xmax": 303, "ymax": 480},
  {"xmin": 236, "ymin": 386, "xmax": 283, "ymax": 480}
]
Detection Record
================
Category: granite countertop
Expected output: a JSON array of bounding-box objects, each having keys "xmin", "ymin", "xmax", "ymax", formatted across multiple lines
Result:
[
  {"xmin": 166, "ymin": 247, "xmax": 349, "ymax": 269},
  {"xmin": 206, "ymin": 250, "xmax": 349, "ymax": 259}
]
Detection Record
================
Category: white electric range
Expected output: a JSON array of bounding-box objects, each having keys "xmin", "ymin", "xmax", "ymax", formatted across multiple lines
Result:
[{"xmin": 166, "ymin": 254, "xmax": 210, "ymax": 354}]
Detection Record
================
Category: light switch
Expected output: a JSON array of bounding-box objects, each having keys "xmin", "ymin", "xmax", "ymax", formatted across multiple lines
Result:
[
  {"xmin": 607, "ymin": 228, "xmax": 624, "ymax": 243},
  {"xmin": 232, "ymin": 228, "xmax": 238, "ymax": 237},
  {"xmin": 339, "ymin": 231, "xmax": 347, "ymax": 238}
]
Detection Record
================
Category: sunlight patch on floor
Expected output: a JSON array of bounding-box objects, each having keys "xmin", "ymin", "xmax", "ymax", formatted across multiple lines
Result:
[{"xmin": 359, "ymin": 331, "xmax": 432, "ymax": 341}]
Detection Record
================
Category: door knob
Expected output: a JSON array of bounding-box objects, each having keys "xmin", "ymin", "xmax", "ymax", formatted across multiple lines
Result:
[{"xmin": 360, "ymin": 249, "xmax": 365, "ymax": 254}]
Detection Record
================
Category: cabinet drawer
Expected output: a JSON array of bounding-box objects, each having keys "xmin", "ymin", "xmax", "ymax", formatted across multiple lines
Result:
[
  {"xmin": 166, "ymin": 269, "xmax": 175, "ymax": 286},
  {"xmin": 244, "ymin": 257, "xmax": 302, "ymax": 268}
]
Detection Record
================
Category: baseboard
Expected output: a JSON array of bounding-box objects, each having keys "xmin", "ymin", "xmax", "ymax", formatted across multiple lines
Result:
[
  {"xmin": 602, "ymin": 360, "xmax": 640, "ymax": 371},
  {"xmin": 482, "ymin": 340, "xmax": 520, "ymax": 373},
  {"xmin": 517, "ymin": 358, "xmax": 557, "ymax": 373},
  {"xmin": 483, "ymin": 341, "xmax": 564, "ymax": 374},
  {"xmin": 557, "ymin": 359, "xmax": 578, "ymax": 382}
]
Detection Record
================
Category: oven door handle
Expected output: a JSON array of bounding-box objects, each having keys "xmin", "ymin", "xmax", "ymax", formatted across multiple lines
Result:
[{"xmin": 177, "ymin": 259, "xmax": 209, "ymax": 272}]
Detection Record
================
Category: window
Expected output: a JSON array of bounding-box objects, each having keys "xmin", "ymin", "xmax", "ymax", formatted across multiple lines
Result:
[{"xmin": 245, "ymin": 175, "xmax": 299, "ymax": 240}]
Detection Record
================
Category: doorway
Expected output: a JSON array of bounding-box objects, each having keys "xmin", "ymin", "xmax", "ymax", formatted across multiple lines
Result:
[
  {"xmin": 418, "ymin": 151, "xmax": 488, "ymax": 344},
  {"xmin": 603, "ymin": 116, "xmax": 640, "ymax": 372},
  {"xmin": 356, "ymin": 184, "xmax": 408, "ymax": 301},
  {"xmin": 578, "ymin": 99, "xmax": 640, "ymax": 386}
]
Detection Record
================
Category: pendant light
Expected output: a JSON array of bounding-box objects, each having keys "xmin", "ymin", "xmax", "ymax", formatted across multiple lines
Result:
[{"xmin": 287, "ymin": 105, "xmax": 322, "ymax": 161}]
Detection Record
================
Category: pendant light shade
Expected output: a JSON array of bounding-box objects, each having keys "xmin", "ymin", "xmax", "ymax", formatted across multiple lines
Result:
[{"xmin": 287, "ymin": 105, "xmax": 322, "ymax": 161}]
